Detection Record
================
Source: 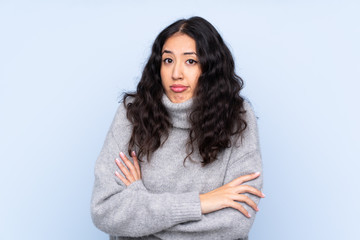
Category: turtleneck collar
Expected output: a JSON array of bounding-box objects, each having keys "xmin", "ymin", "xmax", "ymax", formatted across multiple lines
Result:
[{"xmin": 161, "ymin": 94, "xmax": 193, "ymax": 130}]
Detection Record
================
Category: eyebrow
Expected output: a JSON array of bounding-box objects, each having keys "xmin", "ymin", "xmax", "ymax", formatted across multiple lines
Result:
[{"xmin": 161, "ymin": 50, "xmax": 198, "ymax": 56}]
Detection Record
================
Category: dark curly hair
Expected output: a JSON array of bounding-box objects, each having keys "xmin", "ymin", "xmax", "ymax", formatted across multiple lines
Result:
[{"xmin": 123, "ymin": 16, "xmax": 247, "ymax": 166}]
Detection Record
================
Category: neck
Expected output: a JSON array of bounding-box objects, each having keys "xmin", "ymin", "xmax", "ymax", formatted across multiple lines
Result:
[{"xmin": 162, "ymin": 94, "xmax": 193, "ymax": 129}]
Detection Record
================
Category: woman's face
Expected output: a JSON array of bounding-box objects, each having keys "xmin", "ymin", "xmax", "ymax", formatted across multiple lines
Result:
[{"xmin": 160, "ymin": 33, "xmax": 201, "ymax": 103}]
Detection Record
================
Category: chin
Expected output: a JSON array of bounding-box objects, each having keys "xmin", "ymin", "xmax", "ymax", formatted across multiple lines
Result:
[{"xmin": 169, "ymin": 94, "xmax": 191, "ymax": 103}]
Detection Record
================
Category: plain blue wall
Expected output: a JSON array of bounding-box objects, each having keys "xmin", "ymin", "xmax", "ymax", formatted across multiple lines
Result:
[{"xmin": 1, "ymin": 0, "xmax": 359, "ymax": 239}]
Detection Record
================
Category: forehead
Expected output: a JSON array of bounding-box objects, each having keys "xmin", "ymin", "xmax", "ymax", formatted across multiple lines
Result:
[{"xmin": 162, "ymin": 33, "xmax": 196, "ymax": 53}]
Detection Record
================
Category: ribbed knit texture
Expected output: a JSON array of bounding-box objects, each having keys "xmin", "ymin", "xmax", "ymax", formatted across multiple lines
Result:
[
  {"xmin": 161, "ymin": 94, "xmax": 193, "ymax": 129},
  {"xmin": 91, "ymin": 95, "xmax": 263, "ymax": 240}
]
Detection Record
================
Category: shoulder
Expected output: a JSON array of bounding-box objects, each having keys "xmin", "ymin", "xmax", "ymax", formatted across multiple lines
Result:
[
  {"xmin": 113, "ymin": 95, "xmax": 135, "ymax": 124},
  {"xmin": 242, "ymin": 99, "xmax": 259, "ymax": 131},
  {"xmin": 223, "ymin": 98, "xmax": 262, "ymax": 170},
  {"xmin": 110, "ymin": 98, "xmax": 133, "ymax": 138},
  {"xmin": 232, "ymin": 98, "xmax": 260, "ymax": 153}
]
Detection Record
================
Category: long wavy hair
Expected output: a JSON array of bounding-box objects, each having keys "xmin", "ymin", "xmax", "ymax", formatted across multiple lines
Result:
[{"xmin": 123, "ymin": 16, "xmax": 247, "ymax": 166}]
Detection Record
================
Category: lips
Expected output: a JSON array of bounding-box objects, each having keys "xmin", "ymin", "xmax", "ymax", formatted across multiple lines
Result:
[{"xmin": 170, "ymin": 84, "xmax": 189, "ymax": 93}]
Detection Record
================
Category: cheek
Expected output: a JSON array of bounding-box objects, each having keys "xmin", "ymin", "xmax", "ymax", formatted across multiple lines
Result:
[
  {"xmin": 160, "ymin": 65, "xmax": 170, "ymax": 78},
  {"xmin": 160, "ymin": 67, "xmax": 167, "ymax": 86},
  {"xmin": 191, "ymin": 69, "xmax": 201, "ymax": 88}
]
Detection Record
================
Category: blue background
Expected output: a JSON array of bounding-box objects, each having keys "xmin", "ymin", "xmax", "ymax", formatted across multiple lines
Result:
[{"xmin": 1, "ymin": 0, "xmax": 359, "ymax": 239}]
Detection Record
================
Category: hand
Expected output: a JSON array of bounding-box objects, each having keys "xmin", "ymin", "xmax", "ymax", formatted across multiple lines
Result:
[
  {"xmin": 115, "ymin": 151, "xmax": 141, "ymax": 186},
  {"xmin": 199, "ymin": 172, "xmax": 265, "ymax": 218}
]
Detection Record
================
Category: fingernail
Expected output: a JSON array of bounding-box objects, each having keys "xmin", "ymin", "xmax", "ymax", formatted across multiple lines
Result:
[
  {"xmin": 254, "ymin": 172, "xmax": 260, "ymax": 175},
  {"xmin": 115, "ymin": 158, "xmax": 120, "ymax": 163},
  {"xmin": 256, "ymin": 207, "xmax": 260, "ymax": 211},
  {"xmin": 120, "ymin": 152, "xmax": 125, "ymax": 158},
  {"xmin": 115, "ymin": 171, "xmax": 120, "ymax": 176},
  {"xmin": 262, "ymin": 193, "xmax": 266, "ymax": 197},
  {"xmin": 248, "ymin": 213, "xmax": 251, "ymax": 218},
  {"xmin": 132, "ymin": 151, "xmax": 136, "ymax": 157}
]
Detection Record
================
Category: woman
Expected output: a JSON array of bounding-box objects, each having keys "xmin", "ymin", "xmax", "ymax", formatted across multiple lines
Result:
[{"xmin": 91, "ymin": 16, "xmax": 264, "ymax": 240}]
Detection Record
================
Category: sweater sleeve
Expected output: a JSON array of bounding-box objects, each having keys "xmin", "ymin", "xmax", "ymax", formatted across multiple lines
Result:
[
  {"xmin": 90, "ymin": 104, "xmax": 202, "ymax": 237},
  {"xmin": 154, "ymin": 101, "xmax": 263, "ymax": 240}
]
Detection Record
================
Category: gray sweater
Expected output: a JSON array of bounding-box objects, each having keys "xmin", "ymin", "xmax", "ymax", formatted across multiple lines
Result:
[{"xmin": 91, "ymin": 95, "xmax": 263, "ymax": 240}]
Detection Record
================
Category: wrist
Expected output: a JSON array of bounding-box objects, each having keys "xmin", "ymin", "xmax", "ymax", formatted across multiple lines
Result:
[{"xmin": 199, "ymin": 193, "xmax": 208, "ymax": 214}]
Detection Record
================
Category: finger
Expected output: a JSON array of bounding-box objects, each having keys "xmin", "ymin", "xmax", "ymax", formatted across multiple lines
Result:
[
  {"xmin": 228, "ymin": 201, "xmax": 251, "ymax": 218},
  {"xmin": 119, "ymin": 152, "xmax": 138, "ymax": 180},
  {"xmin": 232, "ymin": 194, "xmax": 259, "ymax": 212},
  {"xmin": 235, "ymin": 185, "xmax": 265, "ymax": 198},
  {"xmin": 115, "ymin": 171, "xmax": 131, "ymax": 186},
  {"xmin": 115, "ymin": 158, "xmax": 135, "ymax": 182},
  {"xmin": 228, "ymin": 172, "xmax": 261, "ymax": 187},
  {"xmin": 132, "ymin": 151, "xmax": 141, "ymax": 178}
]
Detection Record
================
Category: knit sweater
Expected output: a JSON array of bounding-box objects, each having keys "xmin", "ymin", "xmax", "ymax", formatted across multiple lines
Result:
[{"xmin": 91, "ymin": 95, "xmax": 263, "ymax": 240}]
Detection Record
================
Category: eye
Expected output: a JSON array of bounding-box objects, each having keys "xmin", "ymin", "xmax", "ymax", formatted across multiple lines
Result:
[
  {"xmin": 163, "ymin": 58, "xmax": 173, "ymax": 64},
  {"xmin": 186, "ymin": 59, "xmax": 198, "ymax": 65}
]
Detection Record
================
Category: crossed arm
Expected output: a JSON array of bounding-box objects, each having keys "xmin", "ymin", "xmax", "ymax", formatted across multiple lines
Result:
[
  {"xmin": 113, "ymin": 149, "xmax": 264, "ymax": 239},
  {"xmin": 116, "ymin": 151, "xmax": 264, "ymax": 218}
]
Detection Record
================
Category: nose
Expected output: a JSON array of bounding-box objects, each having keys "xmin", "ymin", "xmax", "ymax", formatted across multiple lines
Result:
[{"xmin": 172, "ymin": 61, "xmax": 183, "ymax": 80}]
